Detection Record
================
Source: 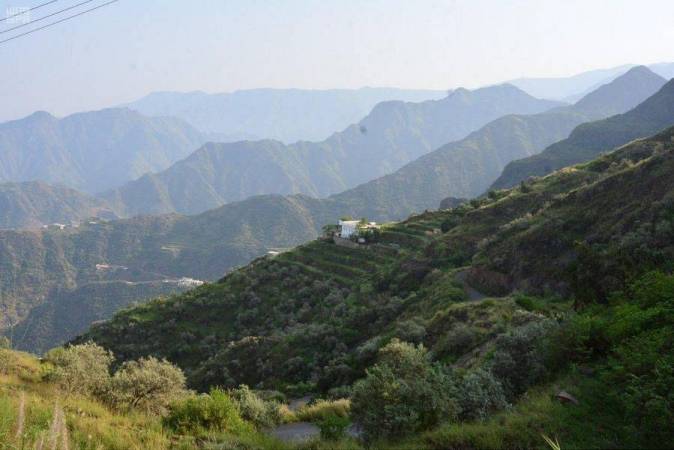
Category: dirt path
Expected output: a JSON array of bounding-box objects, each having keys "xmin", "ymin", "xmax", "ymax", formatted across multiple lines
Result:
[{"xmin": 14, "ymin": 391, "xmax": 25, "ymax": 439}]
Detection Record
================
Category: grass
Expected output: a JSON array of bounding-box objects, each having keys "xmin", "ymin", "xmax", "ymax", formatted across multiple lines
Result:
[
  {"xmin": 0, "ymin": 349, "xmax": 300, "ymax": 450},
  {"xmin": 295, "ymin": 399, "xmax": 351, "ymax": 422}
]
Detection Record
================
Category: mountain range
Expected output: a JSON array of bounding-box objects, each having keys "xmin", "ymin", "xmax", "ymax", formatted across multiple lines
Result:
[
  {"xmin": 77, "ymin": 124, "xmax": 674, "ymax": 400},
  {"xmin": 508, "ymin": 61, "xmax": 674, "ymax": 101},
  {"xmin": 124, "ymin": 87, "xmax": 448, "ymax": 143},
  {"xmin": 0, "ymin": 108, "xmax": 205, "ymax": 194},
  {"xmin": 318, "ymin": 66, "xmax": 669, "ymax": 221},
  {"xmin": 491, "ymin": 69, "xmax": 674, "ymax": 190},
  {"xmin": 104, "ymin": 84, "xmax": 562, "ymax": 216},
  {"xmin": 0, "ymin": 181, "xmax": 116, "ymax": 229}
]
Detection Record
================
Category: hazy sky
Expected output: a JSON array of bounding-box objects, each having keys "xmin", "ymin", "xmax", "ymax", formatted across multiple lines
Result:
[{"xmin": 1, "ymin": 0, "xmax": 673, "ymax": 121}]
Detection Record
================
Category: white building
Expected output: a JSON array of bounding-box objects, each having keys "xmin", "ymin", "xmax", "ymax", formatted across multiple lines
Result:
[{"xmin": 339, "ymin": 220, "xmax": 360, "ymax": 238}]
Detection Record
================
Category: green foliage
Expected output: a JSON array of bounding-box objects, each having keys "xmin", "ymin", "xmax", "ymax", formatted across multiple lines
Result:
[
  {"xmin": 351, "ymin": 340, "xmax": 458, "ymax": 443},
  {"xmin": 296, "ymin": 399, "xmax": 350, "ymax": 422},
  {"xmin": 44, "ymin": 342, "xmax": 113, "ymax": 396},
  {"xmin": 456, "ymin": 369, "xmax": 508, "ymax": 421},
  {"xmin": 229, "ymin": 385, "xmax": 282, "ymax": 428},
  {"xmin": 108, "ymin": 356, "xmax": 189, "ymax": 414},
  {"xmin": 489, "ymin": 321, "xmax": 558, "ymax": 400},
  {"xmin": 318, "ymin": 414, "xmax": 351, "ymax": 441},
  {"xmin": 163, "ymin": 388, "xmax": 248, "ymax": 435},
  {"xmin": 0, "ymin": 336, "xmax": 10, "ymax": 349}
]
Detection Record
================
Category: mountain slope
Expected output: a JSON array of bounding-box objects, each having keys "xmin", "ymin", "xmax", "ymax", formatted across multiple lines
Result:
[
  {"xmin": 0, "ymin": 181, "xmax": 118, "ymax": 229},
  {"xmin": 328, "ymin": 66, "xmax": 667, "ymax": 220},
  {"xmin": 0, "ymin": 194, "xmax": 341, "ymax": 350},
  {"xmin": 78, "ymin": 125, "xmax": 674, "ymax": 397},
  {"xmin": 0, "ymin": 108, "xmax": 205, "ymax": 194},
  {"xmin": 491, "ymin": 75, "xmax": 674, "ymax": 190},
  {"xmin": 508, "ymin": 64, "xmax": 636, "ymax": 100},
  {"xmin": 125, "ymin": 87, "xmax": 447, "ymax": 143},
  {"xmin": 508, "ymin": 62, "xmax": 673, "ymax": 101},
  {"xmin": 105, "ymin": 85, "xmax": 562, "ymax": 216}
]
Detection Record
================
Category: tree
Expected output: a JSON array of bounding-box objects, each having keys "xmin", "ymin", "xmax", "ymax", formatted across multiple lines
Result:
[
  {"xmin": 351, "ymin": 339, "xmax": 458, "ymax": 443},
  {"xmin": 44, "ymin": 342, "xmax": 113, "ymax": 396},
  {"xmin": 109, "ymin": 356, "xmax": 188, "ymax": 414}
]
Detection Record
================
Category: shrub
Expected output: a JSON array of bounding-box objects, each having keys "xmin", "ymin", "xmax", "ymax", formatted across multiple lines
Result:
[
  {"xmin": 318, "ymin": 414, "xmax": 351, "ymax": 441},
  {"xmin": 296, "ymin": 398, "xmax": 350, "ymax": 422},
  {"xmin": 164, "ymin": 388, "xmax": 248, "ymax": 434},
  {"xmin": 229, "ymin": 385, "xmax": 281, "ymax": 428},
  {"xmin": 108, "ymin": 356, "xmax": 188, "ymax": 414},
  {"xmin": 435, "ymin": 323, "xmax": 480, "ymax": 359},
  {"xmin": 0, "ymin": 336, "xmax": 10, "ymax": 349},
  {"xmin": 457, "ymin": 369, "xmax": 509, "ymax": 421},
  {"xmin": 351, "ymin": 339, "xmax": 458, "ymax": 443},
  {"xmin": 44, "ymin": 342, "xmax": 113, "ymax": 396},
  {"xmin": 490, "ymin": 320, "xmax": 558, "ymax": 400}
]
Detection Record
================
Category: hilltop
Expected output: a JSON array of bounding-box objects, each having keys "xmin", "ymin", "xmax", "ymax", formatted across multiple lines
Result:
[
  {"xmin": 491, "ymin": 70, "xmax": 674, "ymax": 189},
  {"xmin": 104, "ymin": 84, "xmax": 561, "ymax": 216},
  {"xmin": 0, "ymin": 108, "xmax": 205, "ymax": 194},
  {"xmin": 125, "ymin": 87, "xmax": 447, "ymax": 143},
  {"xmin": 83, "ymin": 125, "xmax": 674, "ymax": 390},
  {"xmin": 70, "ymin": 125, "xmax": 674, "ymax": 448},
  {"xmin": 0, "ymin": 181, "xmax": 117, "ymax": 229}
]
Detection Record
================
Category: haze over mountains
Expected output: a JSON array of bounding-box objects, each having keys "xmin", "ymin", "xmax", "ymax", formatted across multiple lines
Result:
[
  {"xmin": 125, "ymin": 87, "xmax": 447, "ymax": 143},
  {"xmin": 0, "ymin": 108, "xmax": 205, "ymax": 194},
  {"xmin": 1, "ymin": 62, "xmax": 673, "ymax": 357},
  {"xmin": 492, "ymin": 69, "xmax": 674, "ymax": 189},
  {"xmin": 509, "ymin": 61, "xmax": 674, "ymax": 101},
  {"xmin": 104, "ymin": 84, "xmax": 561, "ymax": 216},
  {"xmin": 0, "ymin": 182, "xmax": 116, "ymax": 229}
]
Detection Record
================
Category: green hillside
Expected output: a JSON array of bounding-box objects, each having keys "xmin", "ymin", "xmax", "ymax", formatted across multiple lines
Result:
[
  {"xmin": 72, "ymin": 126, "xmax": 674, "ymax": 448},
  {"xmin": 491, "ymin": 71, "xmax": 674, "ymax": 190},
  {"xmin": 0, "ymin": 195, "xmax": 344, "ymax": 350},
  {"xmin": 104, "ymin": 85, "xmax": 561, "ymax": 216},
  {"xmin": 0, "ymin": 108, "xmax": 205, "ymax": 194},
  {"xmin": 0, "ymin": 181, "xmax": 118, "ymax": 229},
  {"xmin": 329, "ymin": 66, "xmax": 668, "ymax": 220}
]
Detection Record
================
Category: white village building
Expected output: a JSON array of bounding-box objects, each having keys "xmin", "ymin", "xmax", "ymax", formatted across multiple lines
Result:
[{"xmin": 338, "ymin": 220, "xmax": 360, "ymax": 238}]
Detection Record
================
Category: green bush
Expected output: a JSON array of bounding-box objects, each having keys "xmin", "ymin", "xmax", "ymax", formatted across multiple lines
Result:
[
  {"xmin": 108, "ymin": 356, "xmax": 188, "ymax": 414},
  {"xmin": 296, "ymin": 398, "xmax": 350, "ymax": 422},
  {"xmin": 457, "ymin": 369, "xmax": 508, "ymax": 421},
  {"xmin": 490, "ymin": 320, "xmax": 557, "ymax": 400},
  {"xmin": 351, "ymin": 339, "xmax": 458, "ymax": 443},
  {"xmin": 318, "ymin": 414, "xmax": 351, "ymax": 441},
  {"xmin": 164, "ymin": 388, "xmax": 248, "ymax": 435},
  {"xmin": 229, "ymin": 385, "xmax": 282, "ymax": 428},
  {"xmin": 44, "ymin": 342, "xmax": 113, "ymax": 396}
]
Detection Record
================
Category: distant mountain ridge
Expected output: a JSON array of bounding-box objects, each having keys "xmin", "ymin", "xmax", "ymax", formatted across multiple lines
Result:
[
  {"xmin": 0, "ymin": 181, "xmax": 117, "ymax": 229},
  {"xmin": 0, "ymin": 108, "xmax": 206, "ymax": 194},
  {"xmin": 124, "ymin": 87, "xmax": 447, "ymax": 144},
  {"xmin": 104, "ymin": 84, "xmax": 562, "ymax": 216},
  {"xmin": 509, "ymin": 62, "xmax": 674, "ymax": 100},
  {"xmin": 491, "ymin": 73, "xmax": 674, "ymax": 190},
  {"xmin": 1, "ymin": 69, "xmax": 671, "ymax": 354},
  {"xmin": 327, "ymin": 66, "xmax": 667, "ymax": 220}
]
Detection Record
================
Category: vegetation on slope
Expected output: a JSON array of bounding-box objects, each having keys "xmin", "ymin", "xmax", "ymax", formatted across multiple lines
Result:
[
  {"xmin": 0, "ymin": 108, "xmax": 205, "ymax": 194},
  {"xmin": 491, "ymin": 72, "xmax": 674, "ymax": 190},
  {"xmin": 76, "ymin": 126, "xmax": 674, "ymax": 448},
  {"xmin": 105, "ymin": 84, "xmax": 561, "ymax": 216},
  {"xmin": 330, "ymin": 65, "xmax": 667, "ymax": 220},
  {"xmin": 0, "ymin": 181, "xmax": 118, "ymax": 229}
]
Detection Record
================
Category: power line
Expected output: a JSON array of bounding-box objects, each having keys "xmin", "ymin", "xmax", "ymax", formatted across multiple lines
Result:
[
  {"xmin": 0, "ymin": 0, "xmax": 59, "ymax": 23},
  {"xmin": 0, "ymin": 0, "xmax": 119, "ymax": 45},
  {"xmin": 1, "ymin": 0, "xmax": 97, "ymax": 35}
]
